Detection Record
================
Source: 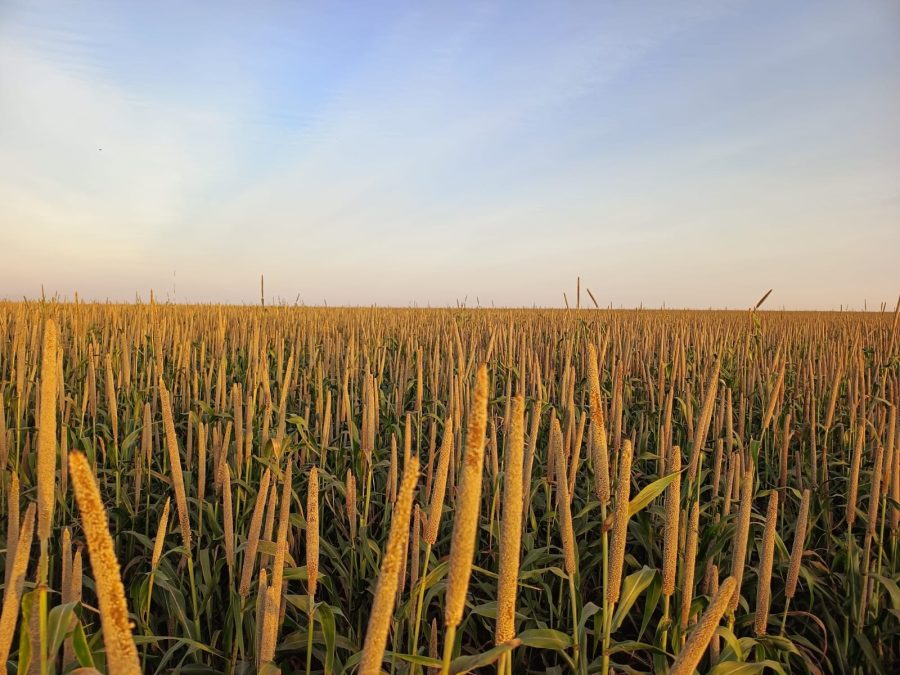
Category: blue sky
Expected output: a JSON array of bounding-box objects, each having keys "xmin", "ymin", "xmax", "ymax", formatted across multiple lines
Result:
[{"xmin": 1, "ymin": 0, "xmax": 897, "ymax": 308}]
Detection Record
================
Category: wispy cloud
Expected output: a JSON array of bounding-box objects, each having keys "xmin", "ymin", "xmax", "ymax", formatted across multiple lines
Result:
[{"xmin": 0, "ymin": 1, "xmax": 897, "ymax": 307}]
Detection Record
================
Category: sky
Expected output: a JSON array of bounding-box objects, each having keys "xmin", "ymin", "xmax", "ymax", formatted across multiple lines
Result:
[{"xmin": 0, "ymin": 1, "xmax": 898, "ymax": 309}]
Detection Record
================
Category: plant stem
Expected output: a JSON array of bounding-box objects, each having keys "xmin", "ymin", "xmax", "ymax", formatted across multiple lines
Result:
[
  {"xmin": 410, "ymin": 542, "xmax": 433, "ymax": 674},
  {"xmin": 187, "ymin": 555, "xmax": 201, "ymax": 641},
  {"xmin": 568, "ymin": 572, "xmax": 580, "ymax": 670},
  {"xmin": 660, "ymin": 593, "xmax": 670, "ymax": 653},
  {"xmin": 307, "ymin": 594, "xmax": 315, "ymax": 675},
  {"xmin": 39, "ymin": 584, "xmax": 49, "ymax": 675},
  {"xmin": 440, "ymin": 624, "xmax": 457, "ymax": 675},
  {"xmin": 601, "ymin": 503, "xmax": 610, "ymax": 675},
  {"xmin": 780, "ymin": 597, "xmax": 791, "ymax": 636}
]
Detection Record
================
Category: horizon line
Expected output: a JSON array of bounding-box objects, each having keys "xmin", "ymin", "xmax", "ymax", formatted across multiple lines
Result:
[{"xmin": 3, "ymin": 294, "xmax": 898, "ymax": 315}]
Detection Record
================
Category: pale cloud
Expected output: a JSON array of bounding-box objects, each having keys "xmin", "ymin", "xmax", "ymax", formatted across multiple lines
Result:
[
  {"xmin": 0, "ymin": 1, "xmax": 897, "ymax": 308},
  {"xmin": 0, "ymin": 34, "xmax": 247, "ymax": 299}
]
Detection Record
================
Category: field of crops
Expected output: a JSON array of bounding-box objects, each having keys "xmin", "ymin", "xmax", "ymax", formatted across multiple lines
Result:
[{"xmin": 0, "ymin": 302, "xmax": 898, "ymax": 674}]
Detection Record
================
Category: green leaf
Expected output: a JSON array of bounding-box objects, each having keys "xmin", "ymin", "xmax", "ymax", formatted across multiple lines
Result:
[
  {"xmin": 46, "ymin": 602, "xmax": 79, "ymax": 658},
  {"xmin": 72, "ymin": 620, "xmax": 96, "ymax": 668},
  {"xmin": 755, "ymin": 634, "xmax": 800, "ymax": 656},
  {"xmin": 576, "ymin": 602, "xmax": 601, "ymax": 636},
  {"xmin": 854, "ymin": 633, "xmax": 887, "ymax": 675},
  {"xmin": 714, "ymin": 625, "xmax": 743, "ymax": 662},
  {"xmin": 757, "ymin": 660, "xmax": 788, "ymax": 675},
  {"xmin": 18, "ymin": 590, "xmax": 35, "ymax": 675},
  {"xmin": 449, "ymin": 639, "xmax": 520, "ymax": 674},
  {"xmin": 607, "ymin": 640, "xmax": 670, "ymax": 657},
  {"xmin": 749, "ymin": 439, "xmax": 761, "ymax": 469},
  {"xmin": 628, "ymin": 473, "xmax": 679, "ymax": 517},
  {"xmin": 612, "ymin": 566, "xmax": 657, "ymax": 630},
  {"xmin": 872, "ymin": 575, "xmax": 900, "ymax": 611},
  {"xmin": 131, "ymin": 635, "xmax": 223, "ymax": 657},
  {"xmin": 639, "ymin": 570, "xmax": 662, "ymax": 641},
  {"xmin": 318, "ymin": 603, "xmax": 337, "ymax": 675},
  {"xmin": 517, "ymin": 628, "xmax": 572, "ymax": 651},
  {"xmin": 383, "ymin": 651, "xmax": 442, "ymax": 668},
  {"xmin": 470, "ymin": 601, "xmax": 498, "ymax": 619},
  {"xmin": 708, "ymin": 663, "xmax": 766, "ymax": 675}
]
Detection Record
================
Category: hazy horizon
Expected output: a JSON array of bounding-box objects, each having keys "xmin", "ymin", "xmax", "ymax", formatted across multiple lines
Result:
[
  {"xmin": 1, "ymin": 1, "xmax": 898, "ymax": 309},
  {"xmin": 4, "ymin": 284, "xmax": 898, "ymax": 313}
]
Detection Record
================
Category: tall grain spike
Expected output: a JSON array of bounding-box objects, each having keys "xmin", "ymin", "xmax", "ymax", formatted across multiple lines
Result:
[
  {"xmin": 239, "ymin": 469, "xmax": 273, "ymax": 598},
  {"xmin": 847, "ymin": 420, "xmax": 865, "ymax": 528},
  {"xmin": 687, "ymin": 355, "xmax": 720, "ymax": 482},
  {"xmin": 754, "ymin": 491, "xmax": 779, "ymax": 634},
  {"xmin": 0, "ymin": 504, "xmax": 36, "ymax": 666},
  {"xmin": 151, "ymin": 497, "xmax": 171, "ymax": 569},
  {"xmin": 159, "ymin": 377, "xmax": 192, "ymax": 553},
  {"xmin": 608, "ymin": 439, "xmax": 633, "ymax": 605},
  {"xmin": 307, "ymin": 466, "xmax": 320, "ymax": 599},
  {"xmin": 729, "ymin": 465, "xmax": 754, "ymax": 613},
  {"xmin": 662, "ymin": 446, "xmax": 682, "ymax": 597},
  {"xmin": 551, "ymin": 418, "xmax": 577, "ymax": 576},
  {"xmin": 37, "ymin": 319, "xmax": 59, "ymax": 545},
  {"xmin": 444, "ymin": 364, "xmax": 489, "ymax": 629},
  {"xmin": 785, "ymin": 489, "xmax": 811, "ymax": 599},
  {"xmin": 68, "ymin": 451, "xmax": 141, "ymax": 674},
  {"xmin": 680, "ymin": 499, "xmax": 700, "ymax": 630},
  {"xmin": 669, "ymin": 576, "xmax": 737, "ymax": 675},
  {"xmin": 425, "ymin": 418, "xmax": 454, "ymax": 545},
  {"xmin": 359, "ymin": 457, "xmax": 420, "ymax": 674},
  {"xmin": 588, "ymin": 343, "xmax": 610, "ymax": 505},
  {"xmin": 5, "ymin": 472, "xmax": 19, "ymax": 590},
  {"xmin": 496, "ymin": 395, "xmax": 526, "ymax": 644},
  {"xmin": 346, "ymin": 469, "xmax": 357, "ymax": 544}
]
